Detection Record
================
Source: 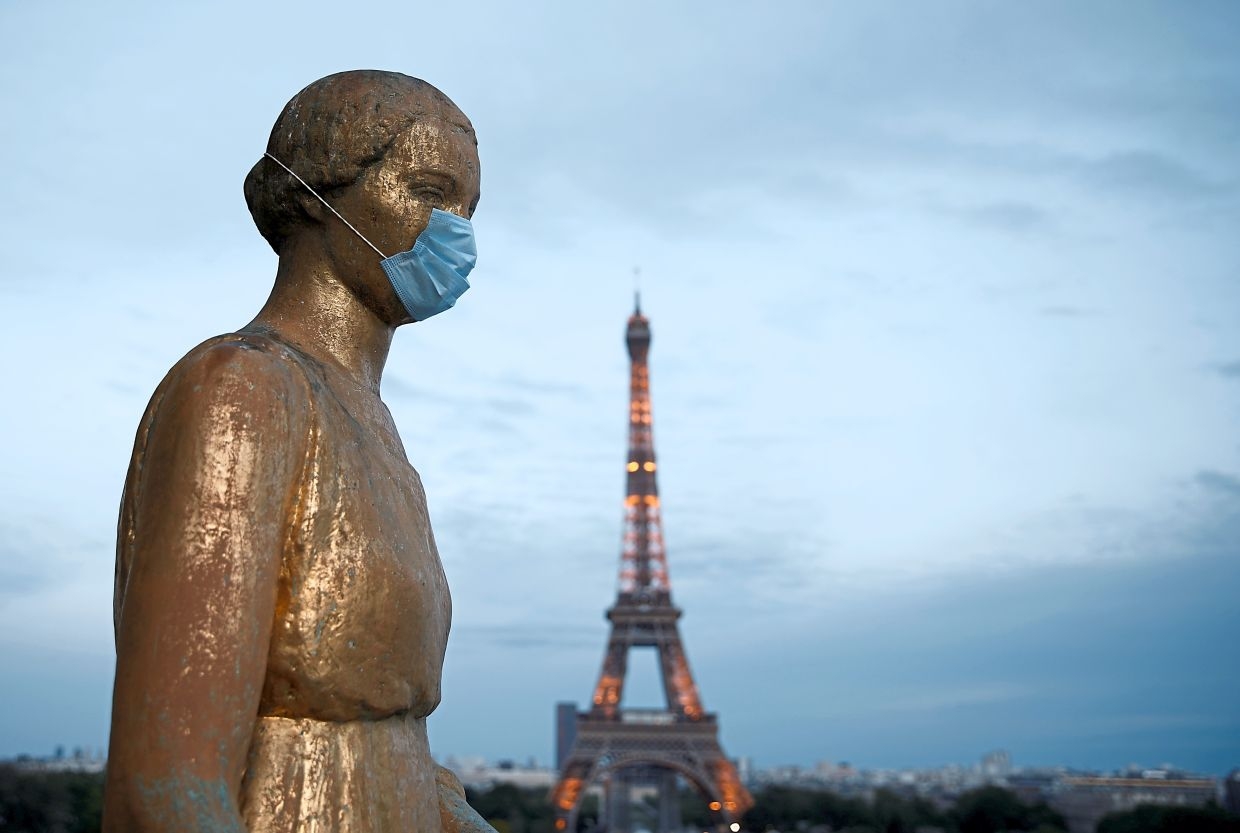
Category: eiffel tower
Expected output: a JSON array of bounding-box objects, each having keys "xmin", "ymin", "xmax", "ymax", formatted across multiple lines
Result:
[{"xmin": 551, "ymin": 298, "xmax": 752, "ymax": 833}]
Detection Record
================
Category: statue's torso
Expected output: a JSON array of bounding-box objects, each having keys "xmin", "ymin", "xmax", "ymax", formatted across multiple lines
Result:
[
  {"xmin": 119, "ymin": 332, "xmax": 451, "ymax": 833},
  {"xmin": 258, "ymin": 340, "xmax": 450, "ymax": 723}
]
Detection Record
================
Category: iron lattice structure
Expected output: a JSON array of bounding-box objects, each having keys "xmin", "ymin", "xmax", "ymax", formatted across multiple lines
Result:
[{"xmin": 551, "ymin": 299, "xmax": 752, "ymax": 833}]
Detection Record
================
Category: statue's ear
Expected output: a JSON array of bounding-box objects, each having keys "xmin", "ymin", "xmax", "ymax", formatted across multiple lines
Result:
[{"xmin": 294, "ymin": 190, "xmax": 329, "ymax": 226}]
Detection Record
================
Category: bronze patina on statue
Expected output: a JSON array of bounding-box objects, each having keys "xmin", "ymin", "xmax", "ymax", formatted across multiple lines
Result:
[{"xmin": 103, "ymin": 70, "xmax": 491, "ymax": 833}]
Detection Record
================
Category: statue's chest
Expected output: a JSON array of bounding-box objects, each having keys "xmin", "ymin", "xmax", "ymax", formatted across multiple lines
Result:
[{"xmin": 265, "ymin": 385, "xmax": 450, "ymax": 718}]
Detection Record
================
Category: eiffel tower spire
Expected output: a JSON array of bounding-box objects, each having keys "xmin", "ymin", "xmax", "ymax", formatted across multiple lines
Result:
[
  {"xmin": 551, "ymin": 300, "xmax": 752, "ymax": 833},
  {"xmin": 618, "ymin": 297, "xmax": 670, "ymax": 604}
]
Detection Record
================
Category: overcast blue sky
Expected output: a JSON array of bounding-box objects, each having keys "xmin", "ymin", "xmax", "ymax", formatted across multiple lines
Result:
[{"xmin": 0, "ymin": 1, "xmax": 1238, "ymax": 775}]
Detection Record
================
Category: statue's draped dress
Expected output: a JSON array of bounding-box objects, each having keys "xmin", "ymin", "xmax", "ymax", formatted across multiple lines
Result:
[{"xmin": 115, "ymin": 332, "xmax": 451, "ymax": 833}]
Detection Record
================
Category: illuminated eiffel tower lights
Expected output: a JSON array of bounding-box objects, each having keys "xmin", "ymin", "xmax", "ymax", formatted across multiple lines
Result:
[{"xmin": 550, "ymin": 297, "xmax": 752, "ymax": 833}]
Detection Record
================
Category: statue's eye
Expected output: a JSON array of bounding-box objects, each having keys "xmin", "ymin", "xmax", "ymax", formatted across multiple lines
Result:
[{"xmin": 413, "ymin": 185, "xmax": 445, "ymax": 204}]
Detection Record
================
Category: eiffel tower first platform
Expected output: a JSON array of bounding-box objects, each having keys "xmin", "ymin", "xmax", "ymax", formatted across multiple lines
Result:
[{"xmin": 551, "ymin": 299, "xmax": 753, "ymax": 833}]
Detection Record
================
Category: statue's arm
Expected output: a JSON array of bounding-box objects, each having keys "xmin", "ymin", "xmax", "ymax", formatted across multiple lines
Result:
[
  {"xmin": 103, "ymin": 342, "xmax": 307, "ymax": 833},
  {"xmin": 436, "ymin": 765, "xmax": 497, "ymax": 833}
]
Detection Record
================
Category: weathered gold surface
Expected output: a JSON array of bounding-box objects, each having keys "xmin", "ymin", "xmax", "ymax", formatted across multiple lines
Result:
[{"xmin": 103, "ymin": 71, "xmax": 489, "ymax": 833}]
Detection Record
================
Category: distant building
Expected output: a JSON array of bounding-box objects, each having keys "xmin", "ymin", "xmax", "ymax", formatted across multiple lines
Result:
[
  {"xmin": 1224, "ymin": 769, "xmax": 1240, "ymax": 816},
  {"xmin": 447, "ymin": 758, "xmax": 559, "ymax": 790},
  {"xmin": 1007, "ymin": 770, "xmax": 1060, "ymax": 805},
  {"xmin": 9, "ymin": 747, "xmax": 106, "ymax": 774},
  {"xmin": 555, "ymin": 701, "xmax": 577, "ymax": 770},
  {"xmin": 980, "ymin": 750, "xmax": 1011, "ymax": 779},
  {"xmin": 1051, "ymin": 775, "xmax": 1217, "ymax": 833}
]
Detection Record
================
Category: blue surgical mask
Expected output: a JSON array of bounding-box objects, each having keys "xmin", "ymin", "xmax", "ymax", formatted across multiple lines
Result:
[
  {"xmin": 264, "ymin": 152, "xmax": 477, "ymax": 321},
  {"xmin": 380, "ymin": 208, "xmax": 476, "ymax": 321}
]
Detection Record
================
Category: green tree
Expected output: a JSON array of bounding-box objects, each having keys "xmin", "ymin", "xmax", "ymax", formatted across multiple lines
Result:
[
  {"xmin": 0, "ymin": 765, "xmax": 104, "ymax": 833},
  {"xmin": 678, "ymin": 786, "xmax": 714, "ymax": 829},
  {"xmin": 871, "ymin": 788, "xmax": 944, "ymax": 833},
  {"xmin": 741, "ymin": 784, "xmax": 876, "ymax": 831},
  {"xmin": 464, "ymin": 783, "xmax": 558, "ymax": 833},
  {"xmin": 951, "ymin": 786, "xmax": 1065, "ymax": 833}
]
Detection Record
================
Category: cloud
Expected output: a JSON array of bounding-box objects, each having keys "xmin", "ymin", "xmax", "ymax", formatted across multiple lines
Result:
[
  {"xmin": 871, "ymin": 683, "xmax": 1036, "ymax": 715},
  {"xmin": 951, "ymin": 200, "xmax": 1052, "ymax": 234},
  {"xmin": 1077, "ymin": 150, "xmax": 1229, "ymax": 200},
  {"xmin": 491, "ymin": 373, "xmax": 588, "ymax": 399},
  {"xmin": 0, "ymin": 522, "xmax": 96, "ymax": 601},
  {"xmin": 1040, "ymin": 305, "xmax": 1097, "ymax": 318},
  {"xmin": 0, "ymin": 559, "xmax": 52, "ymax": 599},
  {"xmin": 1194, "ymin": 469, "xmax": 1240, "ymax": 498},
  {"xmin": 453, "ymin": 623, "xmax": 600, "ymax": 652},
  {"xmin": 723, "ymin": 514, "xmax": 1240, "ymax": 771},
  {"xmin": 1212, "ymin": 360, "xmax": 1240, "ymax": 379}
]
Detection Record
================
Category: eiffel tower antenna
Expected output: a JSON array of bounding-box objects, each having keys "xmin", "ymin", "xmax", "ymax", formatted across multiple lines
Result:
[
  {"xmin": 633, "ymin": 266, "xmax": 642, "ymax": 314},
  {"xmin": 550, "ymin": 302, "xmax": 752, "ymax": 833}
]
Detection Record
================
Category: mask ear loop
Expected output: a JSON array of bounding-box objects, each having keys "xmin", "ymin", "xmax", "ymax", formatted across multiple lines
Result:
[{"xmin": 263, "ymin": 152, "xmax": 388, "ymax": 258}]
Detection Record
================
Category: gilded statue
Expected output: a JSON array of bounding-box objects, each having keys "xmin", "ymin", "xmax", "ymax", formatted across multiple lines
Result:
[{"xmin": 102, "ymin": 70, "xmax": 491, "ymax": 833}]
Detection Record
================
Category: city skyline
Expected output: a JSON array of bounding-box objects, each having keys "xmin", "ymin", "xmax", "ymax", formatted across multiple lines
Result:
[
  {"xmin": 4, "ymin": 742, "xmax": 1227, "ymax": 785},
  {"xmin": 1, "ymin": 1, "xmax": 1238, "ymax": 777}
]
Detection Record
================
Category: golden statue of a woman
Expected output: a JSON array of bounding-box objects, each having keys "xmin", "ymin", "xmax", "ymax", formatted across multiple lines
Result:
[{"xmin": 102, "ymin": 70, "xmax": 491, "ymax": 833}]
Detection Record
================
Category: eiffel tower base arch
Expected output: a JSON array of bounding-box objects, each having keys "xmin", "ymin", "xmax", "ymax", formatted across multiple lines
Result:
[
  {"xmin": 553, "ymin": 713, "xmax": 748, "ymax": 833},
  {"xmin": 601, "ymin": 766, "xmax": 680, "ymax": 833}
]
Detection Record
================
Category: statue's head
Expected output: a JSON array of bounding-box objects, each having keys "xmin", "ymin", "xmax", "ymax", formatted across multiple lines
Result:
[{"xmin": 244, "ymin": 70, "xmax": 480, "ymax": 258}]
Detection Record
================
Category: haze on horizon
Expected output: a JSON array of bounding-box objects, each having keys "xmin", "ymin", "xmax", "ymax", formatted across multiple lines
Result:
[{"xmin": 0, "ymin": 1, "xmax": 1237, "ymax": 775}]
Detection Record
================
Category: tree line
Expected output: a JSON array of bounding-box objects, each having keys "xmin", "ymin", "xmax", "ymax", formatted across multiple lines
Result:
[{"xmin": 2, "ymin": 765, "xmax": 1237, "ymax": 833}]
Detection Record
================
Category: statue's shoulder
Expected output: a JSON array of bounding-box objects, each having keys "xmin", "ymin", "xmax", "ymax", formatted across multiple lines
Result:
[
  {"xmin": 158, "ymin": 330, "xmax": 313, "ymax": 402},
  {"xmin": 136, "ymin": 331, "xmax": 317, "ymax": 443},
  {"xmin": 175, "ymin": 330, "xmax": 306, "ymax": 376}
]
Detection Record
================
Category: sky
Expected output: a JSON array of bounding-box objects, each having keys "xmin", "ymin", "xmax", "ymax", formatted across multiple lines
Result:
[{"xmin": 0, "ymin": 0, "xmax": 1238, "ymax": 776}]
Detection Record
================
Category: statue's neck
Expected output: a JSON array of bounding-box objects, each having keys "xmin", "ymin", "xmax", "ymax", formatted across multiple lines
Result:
[{"xmin": 248, "ymin": 254, "xmax": 394, "ymax": 396}]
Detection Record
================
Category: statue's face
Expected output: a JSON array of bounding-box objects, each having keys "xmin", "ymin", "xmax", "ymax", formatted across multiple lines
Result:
[{"xmin": 323, "ymin": 94, "xmax": 481, "ymax": 326}]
